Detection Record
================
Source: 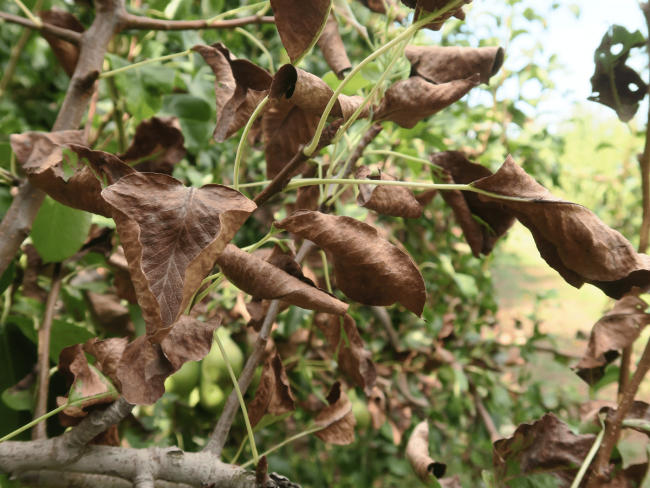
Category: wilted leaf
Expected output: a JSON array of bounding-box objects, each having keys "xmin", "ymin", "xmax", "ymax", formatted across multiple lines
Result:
[
  {"xmin": 355, "ymin": 165, "xmax": 422, "ymax": 218},
  {"xmin": 317, "ymin": 12, "xmax": 352, "ymax": 80},
  {"xmin": 373, "ymin": 75, "xmax": 480, "ymax": 129},
  {"xmin": 193, "ymin": 43, "xmax": 272, "ymax": 142},
  {"xmin": 108, "ymin": 247, "xmax": 138, "ymax": 304},
  {"xmin": 406, "ymin": 420, "xmax": 447, "ymax": 485},
  {"xmin": 216, "ymin": 244, "xmax": 349, "ymax": 317},
  {"xmin": 271, "ymin": 65, "xmax": 369, "ymax": 123},
  {"xmin": 576, "ymin": 296, "xmax": 650, "ymax": 371},
  {"xmin": 102, "ymin": 174, "xmax": 256, "ymax": 342},
  {"xmin": 22, "ymin": 143, "xmax": 135, "ymax": 217},
  {"xmin": 472, "ymin": 155, "xmax": 650, "ymax": 299},
  {"xmin": 86, "ymin": 291, "xmax": 135, "ymax": 337},
  {"xmin": 314, "ymin": 313, "xmax": 377, "ymax": 396},
  {"xmin": 589, "ymin": 25, "xmax": 647, "ymax": 122},
  {"xmin": 118, "ymin": 117, "xmax": 185, "ymax": 174},
  {"xmin": 314, "ymin": 381, "xmax": 356, "ymax": 445},
  {"xmin": 493, "ymin": 413, "xmax": 595, "ymax": 486},
  {"xmin": 406, "ymin": 45, "xmax": 504, "ymax": 85},
  {"xmin": 368, "ymin": 386, "xmax": 387, "ymax": 429},
  {"xmin": 37, "ymin": 10, "xmax": 85, "ymax": 77},
  {"xmin": 275, "ymin": 210, "xmax": 426, "ymax": 317},
  {"xmin": 263, "ymin": 98, "xmax": 320, "ymax": 178},
  {"xmin": 10, "ymin": 130, "xmax": 86, "ymax": 171},
  {"xmin": 57, "ymin": 344, "xmax": 119, "ymax": 418},
  {"xmin": 269, "ymin": 0, "xmax": 331, "ymax": 63},
  {"xmin": 116, "ymin": 315, "xmax": 220, "ymax": 405},
  {"xmin": 248, "ymin": 351, "xmax": 295, "ymax": 429},
  {"xmin": 401, "ymin": 0, "xmax": 471, "ymax": 31},
  {"xmin": 83, "ymin": 337, "xmax": 129, "ymax": 391},
  {"xmin": 431, "ymin": 151, "xmax": 515, "ymax": 257}
]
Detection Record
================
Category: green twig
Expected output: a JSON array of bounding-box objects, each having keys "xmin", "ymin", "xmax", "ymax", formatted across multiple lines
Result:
[
  {"xmin": 318, "ymin": 250, "xmax": 332, "ymax": 293},
  {"xmin": 235, "ymin": 27, "xmax": 274, "ymax": 74},
  {"xmin": 240, "ymin": 425, "xmax": 325, "ymax": 469},
  {"xmin": 570, "ymin": 428, "xmax": 605, "ymax": 488},
  {"xmin": 11, "ymin": 0, "xmax": 42, "ymax": 27},
  {"xmin": 364, "ymin": 150, "xmax": 444, "ymax": 173},
  {"xmin": 233, "ymin": 96, "xmax": 269, "ymax": 190},
  {"xmin": 622, "ymin": 418, "xmax": 650, "ymax": 432},
  {"xmin": 214, "ymin": 333, "xmax": 259, "ymax": 466},
  {"xmin": 99, "ymin": 49, "xmax": 192, "ymax": 79},
  {"xmin": 206, "ymin": 1, "xmax": 268, "ymax": 24}
]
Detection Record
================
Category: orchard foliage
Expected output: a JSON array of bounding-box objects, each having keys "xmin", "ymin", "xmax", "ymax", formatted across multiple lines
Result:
[{"xmin": 1, "ymin": 0, "xmax": 650, "ymax": 487}]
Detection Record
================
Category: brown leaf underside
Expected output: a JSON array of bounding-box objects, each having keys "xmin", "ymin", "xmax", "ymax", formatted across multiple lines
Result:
[
  {"xmin": 314, "ymin": 382, "xmax": 356, "ymax": 445},
  {"xmin": 247, "ymin": 351, "xmax": 296, "ymax": 428},
  {"xmin": 269, "ymin": 0, "xmax": 331, "ymax": 62},
  {"xmin": 406, "ymin": 420, "xmax": 447, "ymax": 483},
  {"xmin": 355, "ymin": 165, "xmax": 422, "ymax": 219}
]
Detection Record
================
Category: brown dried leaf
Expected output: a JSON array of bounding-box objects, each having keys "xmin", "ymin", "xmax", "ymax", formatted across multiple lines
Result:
[
  {"xmin": 406, "ymin": 420, "xmax": 447, "ymax": 483},
  {"xmin": 473, "ymin": 155, "xmax": 650, "ymax": 299},
  {"xmin": 86, "ymin": 291, "xmax": 134, "ymax": 337},
  {"xmin": 247, "ymin": 351, "xmax": 295, "ymax": 428},
  {"xmin": 109, "ymin": 247, "xmax": 138, "ymax": 305},
  {"xmin": 21, "ymin": 244, "xmax": 48, "ymax": 302},
  {"xmin": 314, "ymin": 381, "xmax": 356, "ymax": 445},
  {"xmin": 314, "ymin": 313, "xmax": 377, "ymax": 396},
  {"xmin": 193, "ymin": 43, "xmax": 272, "ymax": 142},
  {"xmin": 83, "ymin": 337, "xmax": 129, "ymax": 391},
  {"xmin": 373, "ymin": 75, "xmax": 480, "ymax": 129},
  {"xmin": 576, "ymin": 296, "xmax": 650, "ymax": 369},
  {"xmin": 406, "ymin": 45, "xmax": 504, "ymax": 85},
  {"xmin": 102, "ymin": 174, "xmax": 256, "ymax": 342},
  {"xmin": 368, "ymin": 386, "xmax": 387, "ymax": 429},
  {"xmin": 275, "ymin": 210, "xmax": 426, "ymax": 317},
  {"xmin": 216, "ymin": 244, "xmax": 348, "ymax": 317},
  {"xmin": 317, "ymin": 12, "xmax": 352, "ymax": 80},
  {"xmin": 116, "ymin": 315, "xmax": 220, "ymax": 405},
  {"xmin": 22, "ymin": 142, "xmax": 135, "ymax": 218},
  {"xmin": 271, "ymin": 65, "xmax": 369, "ymax": 123},
  {"xmin": 57, "ymin": 344, "xmax": 119, "ymax": 417},
  {"xmin": 401, "ymin": 0, "xmax": 471, "ymax": 31},
  {"xmin": 355, "ymin": 165, "xmax": 422, "ymax": 219},
  {"xmin": 37, "ymin": 10, "xmax": 85, "ymax": 77},
  {"xmin": 10, "ymin": 130, "xmax": 86, "ymax": 171},
  {"xmin": 357, "ymin": 0, "xmax": 404, "ymax": 20},
  {"xmin": 493, "ymin": 413, "xmax": 595, "ymax": 485},
  {"xmin": 118, "ymin": 117, "xmax": 185, "ymax": 175},
  {"xmin": 263, "ymin": 98, "xmax": 320, "ymax": 178},
  {"xmin": 432, "ymin": 151, "xmax": 515, "ymax": 256},
  {"xmin": 269, "ymin": 0, "xmax": 331, "ymax": 63}
]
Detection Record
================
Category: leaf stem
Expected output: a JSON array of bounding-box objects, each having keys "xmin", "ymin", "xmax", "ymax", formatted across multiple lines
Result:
[
  {"xmin": 364, "ymin": 150, "xmax": 444, "ymax": 173},
  {"xmin": 0, "ymin": 392, "xmax": 117, "ymax": 443},
  {"xmin": 206, "ymin": 1, "xmax": 268, "ymax": 24},
  {"xmin": 233, "ymin": 96, "xmax": 269, "ymax": 191},
  {"xmin": 11, "ymin": 0, "xmax": 41, "ymax": 27},
  {"xmin": 242, "ymin": 225, "xmax": 282, "ymax": 254},
  {"xmin": 570, "ymin": 428, "xmax": 605, "ymax": 488},
  {"xmin": 213, "ymin": 333, "xmax": 259, "ymax": 466},
  {"xmin": 235, "ymin": 27, "xmax": 274, "ymax": 74},
  {"xmin": 318, "ymin": 250, "xmax": 332, "ymax": 293},
  {"xmin": 240, "ymin": 425, "xmax": 324, "ymax": 469},
  {"xmin": 622, "ymin": 418, "xmax": 650, "ymax": 432},
  {"xmin": 99, "ymin": 49, "xmax": 192, "ymax": 79}
]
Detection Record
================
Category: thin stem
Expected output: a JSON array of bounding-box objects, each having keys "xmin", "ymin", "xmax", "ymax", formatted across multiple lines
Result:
[
  {"xmin": 242, "ymin": 225, "xmax": 282, "ymax": 254},
  {"xmin": 570, "ymin": 428, "xmax": 604, "ymax": 488},
  {"xmin": 33, "ymin": 263, "xmax": 62, "ymax": 440},
  {"xmin": 318, "ymin": 250, "xmax": 332, "ymax": 294},
  {"xmin": 233, "ymin": 96, "xmax": 269, "ymax": 190},
  {"xmin": 206, "ymin": 1, "xmax": 268, "ymax": 24},
  {"xmin": 11, "ymin": 0, "xmax": 42, "ymax": 27},
  {"xmin": 194, "ymin": 275, "xmax": 224, "ymax": 303},
  {"xmin": 235, "ymin": 27, "xmax": 274, "ymax": 74},
  {"xmin": 0, "ymin": 392, "xmax": 116, "ymax": 444},
  {"xmin": 99, "ymin": 49, "xmax": 192, "ymax": 79},
  {"xmin": 364, "ymin": 150, "xmax": 443, "ymax": 173},
  {"xmin": 213, "ymin": 333, "xmax": 259, "ymax": 465},
  {"xmin": 302, "ymin": 0, "xmax": 465, "ymax": 157},
  {"xmin": 106, "ymin": 77, "xmax": 126, "ymax": 153},
  {"xmin": 240, "ymin": 426, "xmax": 324, "ymax": 469},
  {"xmin": 231, "ymin": 436, "xmax": 248, "ymax": 464},
  {"xmin": 622, "ymin": 418, "xmax": 650, "ymax": 431}
]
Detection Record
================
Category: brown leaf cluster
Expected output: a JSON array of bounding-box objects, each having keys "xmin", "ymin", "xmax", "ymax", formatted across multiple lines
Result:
[
  {"xmin": 405, "ymin": 420, "xmax": 447, "ymax": 484},
  {"xmin": 401, "ymin": 0, "xmax": 471, "ymax": 31},
  {"xmin": 102, "ymin": 174, "xmax": 256, "ymax": 342},
  {"xmin": 275, "ymin": 210, "xmax": 426, "ymax": 317},
  {"xmin": 317, "ymin": 12, "xmax": 352, "ymax": 80},
  {"xmin": 473, "ymin": 155, "xmax": 650, "ymax": 299},
  {"xmin": 431, "ymin": 151, "xmax": 515, "ymax": 257},
  {"xmin": 355, "ymin": 165, "xmax": 422, "ymax": 219},
  {"xmin": 247, "ymin": 351, "xmax": 295, "ymax": 428},
  {"xmin": 193, "ymin": 43, "xmax": 272, "ymax": 142},
  {"xmin": 37, "ymin": 9, "xmax": 85, "ymax": 77},
  {"xmin": 269, "ymin": 0, "xmax": 331, "ymax": 63},
  {"xmin": 118, "ymin": 117, "xmax": 185, "ymax": 174},
  {"xmin": 314, "ymin": 313, "xmax": 377, "ymax": 396},
  {"xmin": 314, "ymin": 382, "xmax": 356, "ymax": 445},
  {"xmin": 270, "ymin": 65, "xmax": 369, "ymax": 123}
]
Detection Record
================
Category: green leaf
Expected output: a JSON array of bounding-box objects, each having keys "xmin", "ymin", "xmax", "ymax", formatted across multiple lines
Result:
[
  {"xmin": 0, "ymin": 260, "xmax": 15, "ymax": 296},
  {"xmin": 482, "ymin": 470, "xmax": 497, "ymax": 488},
  {"xmin": 323, "ymin": 71, "xmax": 370, "ymax": 96},
  {"xmin": 30, "ymin": 196, "xmax": 92, "ymax": 263},
  {"xmin": 161, "ymin": 94, "xmax": 213, "ymax": 154},
  {"xmin": 1, "ymin": 381, "xmax": 34, "ymax": 412},
  {"xmin": 253, "ymin": 411, "xmax": 294, "ymax": 432}
]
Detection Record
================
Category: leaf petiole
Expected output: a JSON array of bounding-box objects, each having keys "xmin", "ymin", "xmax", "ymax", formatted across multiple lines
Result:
[{"xmin": 99, "ymin": 49, "xmax": 192, "ymax": 79}]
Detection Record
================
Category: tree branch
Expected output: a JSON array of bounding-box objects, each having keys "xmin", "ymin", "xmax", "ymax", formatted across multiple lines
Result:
[
  {"xmin": 33, "ymin": 263, "xmax": 62, "ymax": 440},
  {"xmin": 123, "ymin": 13, "xmax": 274, "ymax": 31},
  {"xmin": 17, "ymin": 471, "xmax": 193, "ymax": 488},
  {"xmin": 0, "ymin": 11, "xmax": 82, "ymax": 44}
]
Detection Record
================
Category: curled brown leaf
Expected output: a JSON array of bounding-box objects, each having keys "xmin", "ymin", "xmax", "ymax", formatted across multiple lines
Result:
[
  {"xmin": 314, "ymin": 313, "xmax": 377, "ymax": 396},
  {"xmin": 368, "ymin": 386, "xmax": 387, "ymax": 429},
  {"xmin": 83, "ymin": 337, "xmax": 129, "ymax": 391},
  {"xmin": 314, "ymin": 381, "xmax": 356, "ymax": 445},
  {"xmin": 473, "ymin": 155, "xmax": 650, "ymax": 299},
  {"xmin": 216, "ymin": 244, "xmax": 348, "ymax": 317},
  {"xmin": 373, "ymin": 75, "xmax": 480, "ymax": 129},
  {"xmin": 406, "ymin": 420, "xmax": 447, "ymax": 483},
  {"xmin": 102, "ymin": 174, "xmax": 256, "ymax": 342},
  {"xmin": 355, "ymin": 165, "xmax": 422, "ymax": 219},
  {"xmin": 247, "ymin": 351, "xmax": 295, "ymax": 428},
  {"xmin": 193, "ymin": 43, "xmax": 272, "ymax": 143},
  {"xmin": 118, "ymin": 117, "xmax": 185, "ymax": 174},
  {"xmin": 406, "ymin": 45, "xmax": 504, "ymax": 85},
  {"xmin": 10, "ymin": 130, "xmax": 86, "ymax": 171},
  {"xmin": 401, "ymin": 0, "xmax": 471, "ymax": 31},
  {"xmin": 37, "ymin": 9, "xmax": 85, "ymax": 77},
  {"xmin": 275, "ymin": 210, "xmax": 426, "ymax": 317},
  {"xmin": 270, "ymin": 0, "xmax": 331, "ymax": 63},
  {"xmin": 317, "ymin": 12, "xmax": 352, "ymax": 80}
]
